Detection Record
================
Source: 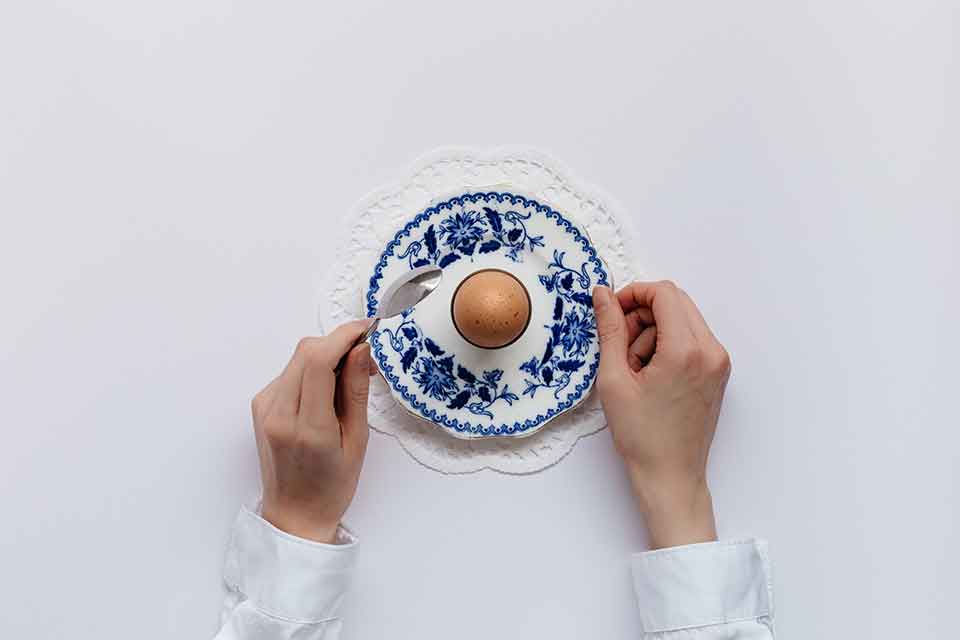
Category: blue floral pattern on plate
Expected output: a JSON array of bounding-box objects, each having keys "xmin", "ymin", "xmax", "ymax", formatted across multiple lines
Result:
[
  {"xmin": 395, "ymin": 206, "xmax": 545, "ymax": 273},
  {"xmin": 380, "ymin": 310, "xmax": 519, "ymax": 418},
  {"xmin": 366, "ymin": 192, "xmax": 609, "ymax": 439}
]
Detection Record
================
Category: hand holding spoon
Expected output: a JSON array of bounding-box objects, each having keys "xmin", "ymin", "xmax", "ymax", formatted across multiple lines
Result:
[{"xmin": 334, "ymin": 265, "xmax": 443, "ymax": 374}]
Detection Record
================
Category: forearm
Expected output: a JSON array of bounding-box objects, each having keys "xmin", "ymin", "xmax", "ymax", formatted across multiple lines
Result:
[
  {"xmin": 628, "ymin": 469, "xmax": 773, "ymax": 638},
  {"xmin": 630, "ymin": 469, "xmax": 718, "ymax": 550},
  {"xmin": 213, "ymin": 504, "xmax": 356, "ymax": 640}
]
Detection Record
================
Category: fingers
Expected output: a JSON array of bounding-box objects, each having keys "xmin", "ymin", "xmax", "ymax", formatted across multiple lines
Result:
[
  {"xmin": 628, "ymin": 325, "xmax": 657, "ymax": 371},
  {"xmin": 298, "ymin": 319, "xmax": 370, "ymax": 422},
  {"xmin": 676, "ymin": 289, "xmax": 731, "ymax": 378},
  {"xmin": 267, "ymin": 320, "xmax": 370, "ymax": 423},
  {"xmin": 676, "ymin": 289, "xmax": 717, "ymax": 346},
  {"xmin": 308, "ymin": 320, "xmax": 372, "ymax": 371},
  {"xmin": 624, "ymin": 306, "xmax": 655, "ymax": 345},
  {"xmin": 337, "ymin": 343, "xmax": 371, "ymax": 457},
  {"xmin": 272, "ymin": 345, "xmax": 308, "ymax": 415},
  {"xmin": 615, "ymin": 281, "xmax": 690, "ymax": 333},
  {"xmin": 615, "ymin": 281, "xmax": 696, "ymax": 365},
  {"xmin": 618, "ymin": 281, "xmax": 731, "ymax": 378},
  {"xmin": 593, "ymin": 285, "xmax": 631, "ymax": 380},
  {"xmin": 251, "ymin": 378, "xmax": 279, "ymax": 422},
  {"xmin": 299, "ymin": 344, "xmax": 338, "ymax": 427}
]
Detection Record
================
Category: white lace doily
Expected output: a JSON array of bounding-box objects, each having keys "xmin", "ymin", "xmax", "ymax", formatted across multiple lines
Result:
[{"xmin": 321, "ymin": 147, "xmax": 644, "ymax": 474}]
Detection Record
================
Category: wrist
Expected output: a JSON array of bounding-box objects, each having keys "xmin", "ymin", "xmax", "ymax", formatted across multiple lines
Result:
[
  {"xmin": 261, "ymin": 504, "xmax": 339, "ymax": 544},
  {"xmin": 628, "ymin": 468, "xmax": 717, "ymax": 550}
]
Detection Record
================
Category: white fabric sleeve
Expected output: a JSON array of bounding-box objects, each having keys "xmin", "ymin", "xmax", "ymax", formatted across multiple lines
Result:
[
  {"xmin": 631, "ymin": 539, "xmax": 774, "ymax": 639},
  {"xmin": 213, "ymin": 505, "xmax": 357, "ymax": 640}
]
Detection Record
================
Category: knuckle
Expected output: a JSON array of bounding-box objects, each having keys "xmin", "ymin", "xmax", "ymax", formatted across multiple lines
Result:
[
  {"xmin": 298, "ymin": 425, "xmax": 337, "ymax": 451},
  {"xmin": 251, "ymin": 392, "xmax": 268, "ymax": 419},
  {"xmin": 712, "ymin": 347, "xmax": 732, "ymax": 377},
  {"xmin": 296, "ymin": 336, "xmax": 322, "ymax": 355},
  {"xmin": 262, "ymin": 417, "xmax": 292, "ymax": 443},
  {"xmin": 293, "ymin": 430, "xmax": 317, "ymax": 450},
  {"xmin": 658, "ymin": 279, "xmax": 678, "ymax": 292},
  {"xmin": 296, "ymin": 337, "xmax": 326, "ymax": 364},
  {"xmin": 678, "ymin": 344, "xmax": 704, "ymax": 370}
]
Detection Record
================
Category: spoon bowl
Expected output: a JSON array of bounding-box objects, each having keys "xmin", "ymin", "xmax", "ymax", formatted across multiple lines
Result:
[
  {"xmin": 377, "ymin": 265, "xmax": 444, "ymax": 319},
  {"xmin": 335, "ymin": 265, "xmax": 443, "ymax": 373}
]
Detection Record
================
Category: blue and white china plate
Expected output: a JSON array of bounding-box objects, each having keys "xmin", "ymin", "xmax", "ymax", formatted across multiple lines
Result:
[{"xmin": 365, "ymin": 191, "xmax": 609, "ymax": 439}]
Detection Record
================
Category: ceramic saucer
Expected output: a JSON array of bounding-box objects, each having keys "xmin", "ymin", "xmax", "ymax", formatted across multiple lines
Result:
[{"xmin": 365, "ymin": 191, "xmax": 609, "ymax": 439}]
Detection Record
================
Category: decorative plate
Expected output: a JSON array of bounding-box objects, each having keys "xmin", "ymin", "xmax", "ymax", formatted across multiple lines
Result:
[{"xmin": 366, "ymin": 191, "xmax": 610, "ymax": 439}]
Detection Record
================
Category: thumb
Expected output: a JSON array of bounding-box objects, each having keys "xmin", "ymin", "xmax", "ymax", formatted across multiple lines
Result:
[
  {"xmin": 338, "ymin": 342, "xmax": 371, "ymax": 458},
  {"xmin": 592, "ymin": 285, "xmax": 630, "ymax": 380}
]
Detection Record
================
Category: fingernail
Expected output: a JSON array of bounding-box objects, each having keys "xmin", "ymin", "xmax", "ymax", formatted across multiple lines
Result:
[{"xmin": 592, "ymin": 285, "xmax": 611, "ymax": 309}]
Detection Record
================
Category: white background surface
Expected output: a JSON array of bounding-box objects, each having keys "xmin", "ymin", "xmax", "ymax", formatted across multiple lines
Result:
[{"xmin": 1, "ymin": 2, "xmax": 957, "ymax": 638}]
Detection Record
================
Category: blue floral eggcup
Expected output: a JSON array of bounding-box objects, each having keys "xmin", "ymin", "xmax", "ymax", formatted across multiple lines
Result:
[{"xmin": 365, "ymin": 192, "xmax": 610, "ymax": 439}]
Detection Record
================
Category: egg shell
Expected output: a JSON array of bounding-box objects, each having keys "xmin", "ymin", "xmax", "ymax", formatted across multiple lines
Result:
[{"xmin": 451, "ymin": 269, "xmax": 531, "ymax": 349}]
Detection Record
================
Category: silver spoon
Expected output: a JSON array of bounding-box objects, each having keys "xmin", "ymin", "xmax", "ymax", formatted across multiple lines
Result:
[{"xmin": 334, "ymin": 264, "xmax": 444, "ymax": 374}]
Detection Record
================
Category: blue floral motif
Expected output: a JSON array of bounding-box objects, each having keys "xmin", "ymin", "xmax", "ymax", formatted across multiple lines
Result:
[
  {"xmin": 520, "ymin": 259, "xmax": 596, "ymax": 399},
  {"xmin": 396, "ymin": 205, "xmax": 547, "ymax": 269},
  {"xmin": 438, "ymin": 211, "xmax": 485, "ymax": 254},
  {"xmin": 385, "ymin": 311, "xmax": 518, "ymax": 418},
  {"xmin": 412, "ymin": 355, "xmax": 457, "ymax": 401},
  {"xmin": 481, "ymin": 207, "xmax": 545, "ymax": 261},
  {"xmin": 560, "ymin": 309, "xmax": 596, "ymax": 357},
  {"xmin": 538, "ymin": 250, "xmax": 594, "ymax": 306},
  {"xmin": 398, "ymin": 224, "xmax": 440, "ymax": 269},
  {"xmin": 459, "ymin": 367, "xmax": 519, "ymax": 419}
]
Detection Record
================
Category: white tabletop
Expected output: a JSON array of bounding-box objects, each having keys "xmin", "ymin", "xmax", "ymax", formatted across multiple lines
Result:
[{"xmin": 1, "ymin": 2, "xmax": 956, "ymax": 638}]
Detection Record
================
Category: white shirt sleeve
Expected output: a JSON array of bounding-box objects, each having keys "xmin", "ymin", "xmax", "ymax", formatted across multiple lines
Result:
[
  {"xmin": 213, "ymin": 505, "xmax": 357, "ymax": 640},
  {"xmin": 215, "ymin": 506, "xmax": 773, "ymax": 639},
  {"xmin": 631, "ymin": 539, "xmax": 775, "ymax": 639}
]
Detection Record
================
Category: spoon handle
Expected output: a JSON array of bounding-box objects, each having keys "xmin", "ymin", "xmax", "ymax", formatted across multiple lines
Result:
[{"xmin": 334, "ymin": 317, "xmax": 380, "ymax": 375}]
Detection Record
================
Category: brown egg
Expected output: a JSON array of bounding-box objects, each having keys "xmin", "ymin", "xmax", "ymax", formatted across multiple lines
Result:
[{"xmin": 452, "ymin": 269, "xmax": 531, "ymax": 349}]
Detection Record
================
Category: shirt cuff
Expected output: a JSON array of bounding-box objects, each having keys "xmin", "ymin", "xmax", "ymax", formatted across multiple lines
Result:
[
  {"xmin": 222, "ymin": 504, "xmax": 358, "ymax": 623},
  {"xmin": 631, "ymin": 538, "xmax": 773, "ymax": 634}
]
